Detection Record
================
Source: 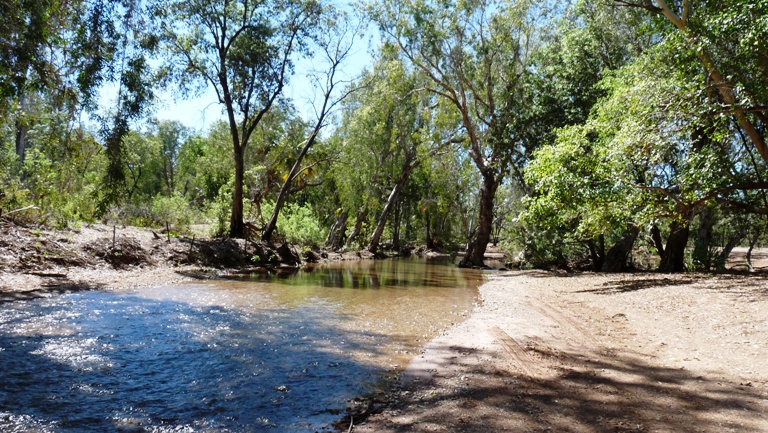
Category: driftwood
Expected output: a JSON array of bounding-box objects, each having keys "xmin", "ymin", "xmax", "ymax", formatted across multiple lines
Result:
[
  {"xmin": 25, "ymin": 271, "xmax": 67, "ymax": 278},
  {"xmin": 5, "ymin": 205, "xmax": 40, "ymax": 215}
]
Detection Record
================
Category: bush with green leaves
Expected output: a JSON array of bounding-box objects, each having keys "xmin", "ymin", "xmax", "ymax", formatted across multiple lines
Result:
[
  {"xmin": 206, "ymin": 182, "xmax": 234, "ymax": 237},
  {"xmin": 262, "ymin": 201, "xmax": 326, "ymax": 247},
  {"xmin": 151, "ymin": 193, "xmax": 194, "ymax": 234}
]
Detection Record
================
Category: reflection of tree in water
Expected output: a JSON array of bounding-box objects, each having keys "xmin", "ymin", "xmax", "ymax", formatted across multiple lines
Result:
[{"xmin": 284, "ymin": 258, "xmax": 482, "ymax": 290}]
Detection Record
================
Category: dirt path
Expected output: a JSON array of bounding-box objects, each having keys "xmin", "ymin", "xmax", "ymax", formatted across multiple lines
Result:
[{"xmin": 356, "ymin": 271, "xmax": 768, "ymax": 432}]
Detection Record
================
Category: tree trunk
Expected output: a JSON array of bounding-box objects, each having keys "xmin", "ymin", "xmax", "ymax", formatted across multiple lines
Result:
[
  {"xmin": 15, "ymin": 120, "xmax": 28, "ymax": 168},
  {"xmin": 229, "ymin": 145, "xmax": 245, "ymax": 238},
  {"xmin": 601, "ymin": 226, "xmax": 639, "ymax": 272},
  {"xmin": 746, "ymin": 232, "xmax": 759, "ymax": 272},
  {"xmin": 650, "ymin": 225, "xmax": 665, "ymax": 260},
  {"xmin": 425, "ymin": 210, "xmax": 434, "ymax": 249},
  {"xmin": 587, "ymin": 235, "xmax": 605, "ymax": 272},
  {"xmin": 692, "ymin": 207, "xmax": 714, "ymax": 270},
  {"xmin": 344, "ymin": 207, "xmax": 367, "ymax": 250},
  {"xmin": 459, "ymin": 172, "xmax": 500, "ymax": 267},
  {"xmin": 368, "ymin": 169, "xmax": 413, "ymax": 254},
  {"xmin": 14, "ymin": 90, "xmax": 29, "ymax": 171},
  {"xmin": 262, "ymin": 131, "xmax": 319, "ymax": 243},
  {"xmin": 715, "ymin": 233, "xmax": 743, "ymax": 272},
  {"xmin": 658, "ymin": 220, "xmax": 690, "ymax": 273},
  {"xmin": 392, "ymin": 201, "xmax": 401, "ymax": 251},
  {"xmin": 325, "ymin": 210, "xmax": 349, "ymax": 251},
  {"xmin": 648, "ymin": 2, "xmax": 768, "ymax": 165}
]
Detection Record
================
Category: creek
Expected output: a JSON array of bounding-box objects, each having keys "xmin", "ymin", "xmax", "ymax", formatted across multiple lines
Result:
[{"xmin": 0, "ymin": 258, "xmax": 483, "ymax": 432}]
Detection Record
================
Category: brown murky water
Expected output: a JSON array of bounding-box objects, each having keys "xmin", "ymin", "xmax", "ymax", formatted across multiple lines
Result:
[{"xmin": 0, "ymin": 258, "xmax": 483, "ymax": 432}]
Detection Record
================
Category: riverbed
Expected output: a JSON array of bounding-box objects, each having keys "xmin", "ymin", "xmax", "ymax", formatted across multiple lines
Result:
[{"xmin": 0, "ymin": 258, "xmax": 483, "ymax": 432}]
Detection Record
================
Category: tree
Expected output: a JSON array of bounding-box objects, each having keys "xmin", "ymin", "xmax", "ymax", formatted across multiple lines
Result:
[
  {"xmin": 369, "ymin": 0, "xmax": 542, "ymax": 267},
  {"xmin": 156, "ymin": 0, "xmax": 322, "ymax": 238},
  {"xmin": 260, "ymin": 8, "xmax": 361, "ymax": 244},
  {"xmin": 512, "ymin": 0, "xmax": 652, "ymax": 270},
  {"xmin": 152, "ymin": 119, "xmax": 191, "ymax": 196},
  {"xmin": 0, "ymin": 0, "xmax": 69, "ymax": 164},
  {"xmin": 524, "ymin": 36, "xmax": 768, "ymax": 272},
  {"xmin": 614, "ymin": 0, "xmax": 768, "ymax": 166},
  {"xmin": 76, "ymin": 0, "xmax": 158, "ymax": 212},
  {"xmin": 360, "ymin": 59, "xmax": 434, "ymax": 255}
]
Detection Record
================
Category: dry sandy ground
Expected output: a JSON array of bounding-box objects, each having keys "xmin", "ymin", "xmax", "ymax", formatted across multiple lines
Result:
[{"xmin": 355, "ymin": 271, "xmax": 768, "ymax": 433}]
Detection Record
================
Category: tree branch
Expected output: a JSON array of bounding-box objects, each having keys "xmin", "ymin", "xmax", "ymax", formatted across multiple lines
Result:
[{"xmin": 612, "ymin": 0, "xmax": 662, "ymax": 14}]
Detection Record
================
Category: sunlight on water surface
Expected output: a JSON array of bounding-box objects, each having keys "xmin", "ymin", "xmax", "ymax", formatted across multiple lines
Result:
[{"xmin": 0, "ymin": 258, "xmax": 482, "ymax": 432}]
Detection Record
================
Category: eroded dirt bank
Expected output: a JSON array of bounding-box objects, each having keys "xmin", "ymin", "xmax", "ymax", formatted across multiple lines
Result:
[
  {"xmin": 356, "ymin": 271, "xmax": 768, "ymax": 433},
  {"xmin": 0, "ymin": 221, "xmax": 374, "ymax": 301}
]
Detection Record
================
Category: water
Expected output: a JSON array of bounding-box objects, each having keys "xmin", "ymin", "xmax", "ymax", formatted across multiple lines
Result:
[{"xmin": 0, "ymin": 258, "xmax": 483, "ymax": 432}]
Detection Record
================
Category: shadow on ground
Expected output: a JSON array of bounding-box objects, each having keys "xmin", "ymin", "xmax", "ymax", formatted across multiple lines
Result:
[
  {"xmin": 372, "ymin": 345, "xmax": 766, "ymax": 433},
  {"xmin": 583, "ymin": 274, "xmax": 768, "ymax": 302}
]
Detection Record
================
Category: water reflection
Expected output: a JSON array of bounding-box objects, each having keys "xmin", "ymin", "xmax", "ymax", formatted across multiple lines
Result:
[
  {"xmin": 0, "ymin": 258, "xmax": 483, "ymax": 432},
  {"xmin": 237, "ymin": 257, "xmax": 482, "ymax": 290}
]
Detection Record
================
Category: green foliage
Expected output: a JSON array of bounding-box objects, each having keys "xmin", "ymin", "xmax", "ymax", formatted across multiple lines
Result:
[
  {"xmin": 177, "ymin": 122, "xmax": 232, "ymax": 204},
  {"xmin": 1, "ymin": 0, "xmax": 768, "ymax": 274},
  {"xmin": 151, "ymin": 193, "xmax": 194, "ymax": 233},
  {"xmin": 206, "ymin": 182, "xmax": 234, "ymax": 237},
  {"xmin": 261, "ymin": 201, "xmax": 326, "ymax": 247},
  {"xmin": 156, "ymin": 0, "xmax": 323, "ymax": 237}
]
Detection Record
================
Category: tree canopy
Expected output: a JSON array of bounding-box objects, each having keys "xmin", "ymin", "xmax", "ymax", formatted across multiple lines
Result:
[{"xmin": 1, "ymin": 0, "xmax": 767, "ymax": 272}]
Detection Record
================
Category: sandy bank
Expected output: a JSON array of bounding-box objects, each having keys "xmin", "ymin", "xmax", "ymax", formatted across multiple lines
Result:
[{"xmin": 356, "ymin": 271, "xmax": 768, "ymax": 432}]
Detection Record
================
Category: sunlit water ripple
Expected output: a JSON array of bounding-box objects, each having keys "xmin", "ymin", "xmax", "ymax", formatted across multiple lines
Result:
[{"xmin": 0, "ymin": 258, "xmax": 482, "ymax": 432}]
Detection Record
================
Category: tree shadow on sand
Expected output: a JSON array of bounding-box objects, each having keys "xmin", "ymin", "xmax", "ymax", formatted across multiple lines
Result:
[
  {"xmin": 577, "ymin": 276, "xmax": 695, "ymax": 294},
  {"xmin": 580, "ymin": 274, "xmax": 768, "ymax": 302},
  {"xmin": 376, "ymin": 344, "xmax": 767, "ymax": 432}
]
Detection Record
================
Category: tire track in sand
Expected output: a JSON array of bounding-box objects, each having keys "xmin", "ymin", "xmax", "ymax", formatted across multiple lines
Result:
[
  {"xmin": 529, "ymin": 298, "xmax": 599, "ymax": 347},
  {"xmin": 490, "ymin": 326, "xmax": 544, "ymax": 377}
]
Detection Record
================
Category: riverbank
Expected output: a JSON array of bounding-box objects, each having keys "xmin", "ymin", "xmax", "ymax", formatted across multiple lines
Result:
[
  {"xmin": 355, "ymin": 271, "xmax": 768, "ymax": 432},
  {"xmin": 3, "ymin": 221, "xmax": 768, "ymax": 432},
  {"xmin": 0, "ymin": 222, "xmax": 220, "ymax": 301},
  {"xmin": 0, "ymin": 221, "xmax": 377, "ymax": 302}
]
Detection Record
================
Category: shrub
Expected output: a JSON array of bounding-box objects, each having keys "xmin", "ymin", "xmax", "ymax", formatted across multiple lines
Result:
[
  {"xmin": 262, "ymin": 201, "xmax": 326, "ymax": 247},
  {"xmin": 151, "ymin": 193, "xmax": 193, "ymax": 234}
]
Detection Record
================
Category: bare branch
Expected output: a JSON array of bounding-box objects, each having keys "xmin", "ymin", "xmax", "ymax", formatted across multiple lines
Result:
[
  {"xmin": 612, "ymin": 0, "xmax": 662, "ymax": 14},
  {"xmin": 702, "ymin": 106, "xmax": 768, "ymax": 120}
]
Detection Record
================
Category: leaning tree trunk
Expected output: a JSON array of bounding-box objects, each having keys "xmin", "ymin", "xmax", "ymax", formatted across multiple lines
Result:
[
  {"xmin": 262, "ymin": 128, "xmax": 321, "ymax": 243},
  {"xmin": 601, "ymin": 226, "xmax": 640, "ymax": 272},
  {"xmin": 650, "ymin": 225, "xmax": 665, "ymax": 260},
  {"xmin": 658, "ymin": 220, "xmax": 691, "ymax": 273},
  {"xmin": 368, "ymin": 164, "xmax": 417, "ymax": 254},
  {"xmin": 368, "ymin": 187, "xmax": 400, "ymax": 254},
  {"xmin": 325, "ymin": 210, "xmax": 349, "ymax": 251},
  {"xmin": 344, "ymin": 207, "xmax": 367, "ymax": 250},
  {"xmin": 459, "ymin": 172, "xmax": 500, "ymax": 268},
  {"xmin": 715, "ymin": 232, "xmax": 744, "ymax": 272}
]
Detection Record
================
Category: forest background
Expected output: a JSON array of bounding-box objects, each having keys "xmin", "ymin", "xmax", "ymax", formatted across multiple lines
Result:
[{"xmin": 2, "ymin": 0, "xmax": 767, "ymax": 272}]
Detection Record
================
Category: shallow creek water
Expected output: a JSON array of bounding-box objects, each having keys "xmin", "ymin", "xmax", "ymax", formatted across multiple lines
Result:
[{"xmin": 0, "ymin": 258, "xmax": 483, "ymax": 432}]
